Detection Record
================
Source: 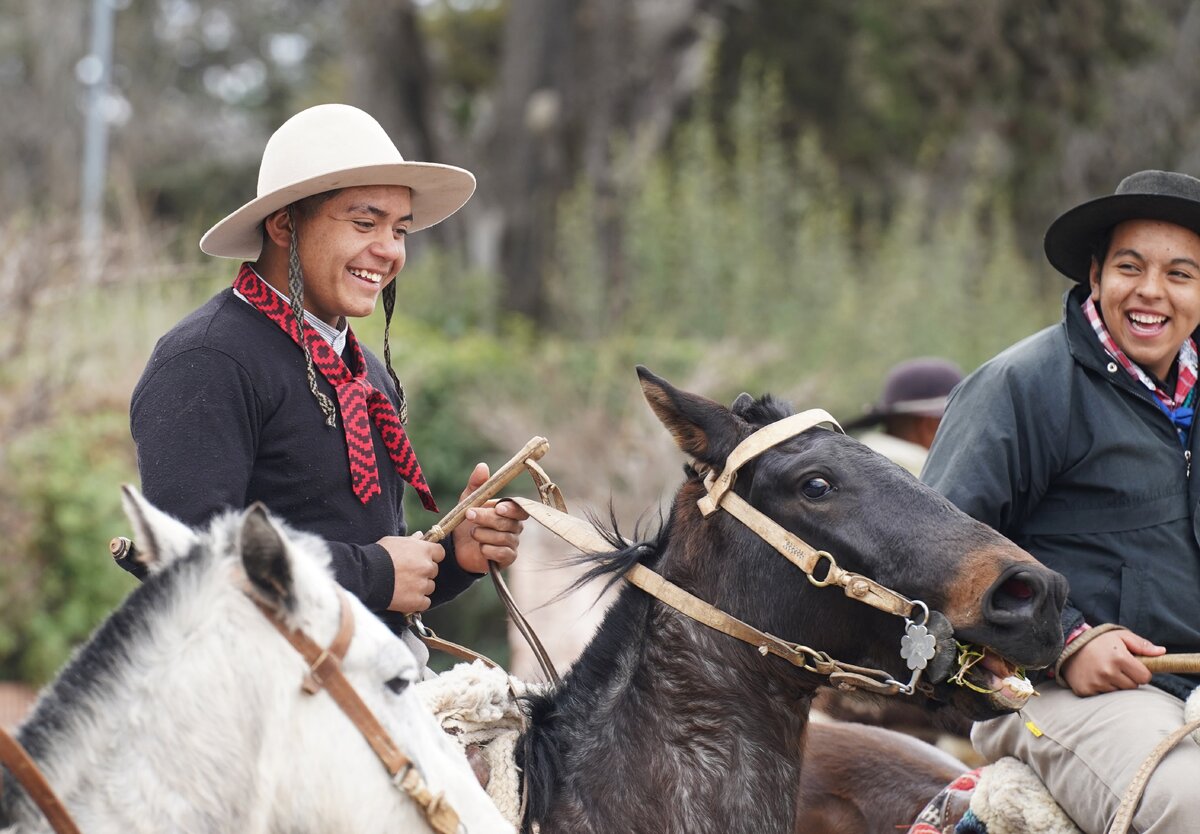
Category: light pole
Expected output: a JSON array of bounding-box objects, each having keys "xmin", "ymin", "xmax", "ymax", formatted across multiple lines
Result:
[{"xmin": 78, "ymin": 0, "xmax": 117, "ymax": 259}]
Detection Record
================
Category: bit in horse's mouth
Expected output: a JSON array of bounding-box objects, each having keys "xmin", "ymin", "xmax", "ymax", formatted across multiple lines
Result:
[{"xmin": 947, "ymin": 643, "xmax": 1037, "ymax": 709}]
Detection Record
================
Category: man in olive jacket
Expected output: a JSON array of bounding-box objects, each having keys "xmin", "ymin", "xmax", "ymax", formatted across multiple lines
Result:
[{"xmin": 924, "ymin": 170, "xmax": 1200, "ymax": 833}]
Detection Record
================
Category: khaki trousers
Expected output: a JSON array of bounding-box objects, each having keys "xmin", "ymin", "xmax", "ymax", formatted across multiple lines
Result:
[{"xmin": 972, "ymin": 684, "xmax": 1199, "ymax": 834}]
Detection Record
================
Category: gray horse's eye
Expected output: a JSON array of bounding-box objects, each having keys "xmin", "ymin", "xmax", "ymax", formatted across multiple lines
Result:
[
  {"xmin": 385, "ymin": 676, "xmax": 410, "ymax": 695},
  {"xmin": 801, "ymin": 477, "xmax": 834, "ymax": 499}
]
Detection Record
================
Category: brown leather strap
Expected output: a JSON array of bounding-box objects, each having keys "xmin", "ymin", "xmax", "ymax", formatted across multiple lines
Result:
[
  {"xmin": 698, "ymin": 409, "xmax": 842, "ymax": 515},
  {"xmin": 712, "ymin": 486, "xmax": 916, "ymax": 618},
  {"xmin": 256, "ymin": 588, "xmax": 461, "ymax": 834},
  {"xmin": 1107, "ymin": 715, "xmax": 1200, "ymax": 834},
  {"xmin": 0, "ymin": 726, "xmax": 82, "ymax": 834},
  {"xmin": 490, "ymin": 560, "xmax": 562, "ymax": 686},
  {"xmin": 409, "ymin": 617, "xmax": 501, "ymax": 668},
  {"xmin": 299, "ymin": 589, "xmax": 355, "ymax": 694}
]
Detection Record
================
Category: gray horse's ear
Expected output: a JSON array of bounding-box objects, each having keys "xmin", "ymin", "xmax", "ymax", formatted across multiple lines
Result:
[
  {"xmin": 239, "ymin": 503, "xmax": 295, "ymax": 613},
  {"xmin": 120, "ymin": 485, "xmax": 198, "ymax": 572},
  {"xmin": 730, "ymin": 393, "xmax": 756, "ymax": 416},
  {"xmin": 637, "ymin": 365, "xmax": 742, "ymax": 467}
]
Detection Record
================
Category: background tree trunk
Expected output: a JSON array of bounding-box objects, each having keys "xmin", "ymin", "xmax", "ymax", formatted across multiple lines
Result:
[{"xmin": 481, "ymin": 0, "xmax": 723, "ymax": 325}]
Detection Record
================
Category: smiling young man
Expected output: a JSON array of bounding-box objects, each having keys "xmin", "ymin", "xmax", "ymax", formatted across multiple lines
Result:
[
  {"xmin": 131, "ymin": 104, "xmax": 526, "ymax": 656},
  {"xmin": 923, "ymin": 170, "xmax": 1200, "ymax": 832}
]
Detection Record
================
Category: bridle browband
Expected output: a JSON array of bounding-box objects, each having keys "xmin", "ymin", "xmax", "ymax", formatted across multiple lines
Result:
[{"xmin": 253, "ymin": 586, "xmax": 464, "ymax": 834}]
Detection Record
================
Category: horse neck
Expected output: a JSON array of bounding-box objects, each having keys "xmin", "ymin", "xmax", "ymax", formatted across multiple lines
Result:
[{"xmin": 526, "ymin": 511, "xmax": 817, "ymax": 833}]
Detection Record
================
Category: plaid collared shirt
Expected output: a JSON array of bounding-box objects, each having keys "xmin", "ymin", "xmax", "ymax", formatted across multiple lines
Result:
[{"xmin": 1082, "ymin": 293, "xmax": 1197, "ymax": 443}]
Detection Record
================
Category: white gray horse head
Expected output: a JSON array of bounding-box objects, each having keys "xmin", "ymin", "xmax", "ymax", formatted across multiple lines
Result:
[{"xmin": 0, "ymin": 488, "xmax": 512, "ymax": 834}]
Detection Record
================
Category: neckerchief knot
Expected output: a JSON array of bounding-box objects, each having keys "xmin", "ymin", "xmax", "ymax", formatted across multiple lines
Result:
[{"xmin": 234, "ymin": 264, "xmax": 437, "ymax": 510}]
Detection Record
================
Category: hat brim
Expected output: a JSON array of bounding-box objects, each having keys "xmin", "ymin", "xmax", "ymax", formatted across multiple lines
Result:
[
  {"xmin": 1044, "ymin": 193, "xmax": 1200, "ymax": 282},
  {"xmin": 199, "ymin": 162, "xmax": 476, "ymax": 260}
]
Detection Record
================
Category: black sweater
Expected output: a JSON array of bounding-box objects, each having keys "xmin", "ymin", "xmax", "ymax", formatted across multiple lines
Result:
[{"xmin": 130, "ymin": 288, "xmax": 474, "ymax": 624}]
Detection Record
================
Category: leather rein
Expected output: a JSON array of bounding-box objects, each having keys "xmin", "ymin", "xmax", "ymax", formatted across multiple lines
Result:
[{"xmin": 0, "ymin": 586, "xmax": 463, "ymax": 834}]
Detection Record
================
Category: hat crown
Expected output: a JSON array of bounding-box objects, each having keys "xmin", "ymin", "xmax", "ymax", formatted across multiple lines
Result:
[
  {"xmin": 257, "ymin": 104, "xmax": 405, "ymax": 198},
  {"xmin": 1114, "ymin": 169, "xmax": 1200, "ymax": 202},
  {"xmin": 879, "ymin": 358, "xmax": 963, "ymax": 412}
]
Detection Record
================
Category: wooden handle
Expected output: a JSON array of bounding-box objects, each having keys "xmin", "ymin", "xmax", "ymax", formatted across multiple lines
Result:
[
  {"xmin": 423, "ymin": 436, "xmax": 549, "ymax": 543},
  {"xmin": 1140, "ymin": 653, "xmax": 1200, "ymax": 675}
]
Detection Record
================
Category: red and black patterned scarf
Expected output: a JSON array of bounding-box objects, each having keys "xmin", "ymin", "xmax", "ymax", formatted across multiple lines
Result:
[{"xmin": 234, "ymin": 263, "xmax": 437, "ymax": 511}]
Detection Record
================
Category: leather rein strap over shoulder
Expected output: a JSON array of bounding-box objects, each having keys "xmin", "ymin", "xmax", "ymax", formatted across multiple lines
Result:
[{"xmin": 254, "ymin": 588, "xmax": 461, "ymax": 834}]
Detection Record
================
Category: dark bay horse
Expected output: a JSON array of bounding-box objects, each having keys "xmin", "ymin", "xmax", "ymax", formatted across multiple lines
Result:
[{"xmin": 517, "ymin": 367, "xmax": 1066, "ymax": 834}]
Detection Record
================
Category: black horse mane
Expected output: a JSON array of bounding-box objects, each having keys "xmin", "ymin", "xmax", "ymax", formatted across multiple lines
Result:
[
  {"xmin": 552, "ymin": 504, "xmax": 671, "ymax": 599},
  {"xmin": 732, "ymin": 391, "xmax": 794, "ymax": 424},
  {"xmin": 518, "ymin": 390, "xmax": 799, "ymax": 832}
]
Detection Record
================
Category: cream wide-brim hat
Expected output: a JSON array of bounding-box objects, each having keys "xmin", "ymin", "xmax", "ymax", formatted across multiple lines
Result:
[{"xmin": 200, "ymin": 103, "xmax": 477, "ymax": 260}]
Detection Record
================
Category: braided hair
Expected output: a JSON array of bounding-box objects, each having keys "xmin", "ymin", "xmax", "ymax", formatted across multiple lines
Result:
[
  {"xmin": 381, "ymin": 280, "xmax": 409, "ymax": 424},
  {"xmin": 286, "ymin": 207, "xmax": 338, "ymax": 427}
]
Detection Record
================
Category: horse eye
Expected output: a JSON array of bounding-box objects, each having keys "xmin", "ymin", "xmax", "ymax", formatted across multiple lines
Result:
[
  {"xmin": 385, "ymin": 676, "xmax": 410, "ymax": 695},
  {"xmin": 801, "ymin": 477, "xmax": 834, "ymax": 499}
]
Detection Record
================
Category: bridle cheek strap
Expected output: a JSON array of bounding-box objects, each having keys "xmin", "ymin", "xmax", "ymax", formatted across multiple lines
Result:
[
  {"xmin": 710, "ymin": 485, "xmax": 916, "ymax": 619},
  {"xmin": 253, "ymin": 588, "xmax": 461, "ymax": 834}
]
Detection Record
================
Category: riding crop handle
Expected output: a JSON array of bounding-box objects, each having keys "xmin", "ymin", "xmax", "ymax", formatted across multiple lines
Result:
[
  {"xmin": 423, "ymin": 436, "xmax": 550, "ymax": 544},
  {"xmin": 1140, "ymin": 653, "xmax": 1200, "ymax": 674}
]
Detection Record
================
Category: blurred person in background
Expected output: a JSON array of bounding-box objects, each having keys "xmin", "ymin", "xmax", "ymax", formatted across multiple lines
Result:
[
  {"xmin": 844, "ymin": 357, "xmax": 964, "ymax": 475},
  {"xmin": 130, "ymin": 104, "xmax": 526, "ymax": 668},
  {"xmin": 924, "ymin": 170, "xmax": 1200, "ymax": 832}
]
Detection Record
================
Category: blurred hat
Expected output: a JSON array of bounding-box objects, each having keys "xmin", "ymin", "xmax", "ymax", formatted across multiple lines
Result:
[
  {"xmin": 845, "ymin": 358, "xmax": 964, "ymax": 430},
  {"xmin": 1043, "ymin": 169, "xmax": 1200, "ymax": 282},
  {"xmin": 200, "ymin": 103, "xmax": 477, "ymax": 260}
]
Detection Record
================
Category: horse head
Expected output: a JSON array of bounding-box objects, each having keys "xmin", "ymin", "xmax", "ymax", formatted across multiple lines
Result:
[
  {"xmin": 3, "ymin": 489, "xmax": 511, "ymax": 834},
  {"xmin": 639, "ymin": 366, "xmax": 1066, "ymax": 721}
]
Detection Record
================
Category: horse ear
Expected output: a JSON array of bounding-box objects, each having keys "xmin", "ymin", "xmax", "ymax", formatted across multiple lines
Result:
[
  {"xmin": 239, "ymin": 502, "xmax": 296, "ymax": 613},
  {"xmin": 730, "ymin": 392, "xmax": 756, "ymax": 417},
  {"xmin": 120, "ymin": 485, "xmax": 198, "ymax": 572},
  {"xmin": 637, "ymin": 365, "xmax": 743, "ymax": 466}
]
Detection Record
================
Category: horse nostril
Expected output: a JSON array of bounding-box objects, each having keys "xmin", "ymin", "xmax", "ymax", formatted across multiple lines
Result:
[
  {"xmin": 985, "ymin": 568, "xmax": 1045, "ymax": 620},
  {"xmin": 1000, "ymin": 576, "xmax": 1034, "ymax": 601}
]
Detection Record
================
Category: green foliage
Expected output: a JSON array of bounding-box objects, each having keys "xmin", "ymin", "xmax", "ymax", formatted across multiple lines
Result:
[
  {"xmin": 0, "ymin": 411, "xmax": 138, "ymax": 684},
  {"xmin": 551, "ymin": 70, "xmax": 1063, "ymax": 419}
]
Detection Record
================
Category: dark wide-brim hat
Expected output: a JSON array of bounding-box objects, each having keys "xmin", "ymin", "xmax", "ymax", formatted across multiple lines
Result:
[{"xmin": 1043, "ymin": 169, "xmax": 1200, "ymax": 282}]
